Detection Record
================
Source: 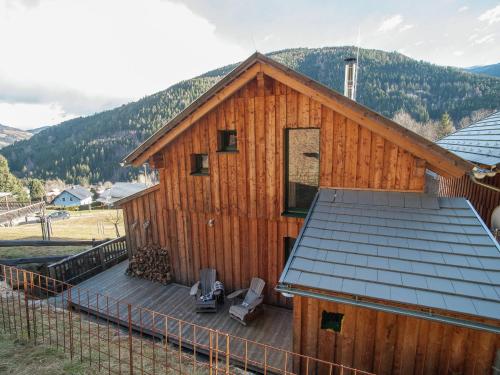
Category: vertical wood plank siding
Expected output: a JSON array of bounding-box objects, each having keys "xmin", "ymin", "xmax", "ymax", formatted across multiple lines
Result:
[
  {"xmin": 122, "ymin": 75, "xmax": 426, "ymax": 306},
  {"xmin": 439, "ymin": 173, "xmax": 500, "ymax": 229},
  {"xmin": 294, "ymin": 295, "xmax": 500, "ymax": 375}
]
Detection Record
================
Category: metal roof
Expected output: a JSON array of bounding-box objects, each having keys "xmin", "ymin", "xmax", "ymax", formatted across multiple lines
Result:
[
  {"xmin": 97, "ymin": 182, "xmax": 148, "ymax": 205},
  {"xmin": 61, "ymin": 186, "xmax": 92, "ymax": 201},
  {"xmin": 437, "ymin": 111, "xmax": 500, "ymax": 167},
  {"xmin": 278, "ymin": 188, "xmax": 500, "ymax": 321}
]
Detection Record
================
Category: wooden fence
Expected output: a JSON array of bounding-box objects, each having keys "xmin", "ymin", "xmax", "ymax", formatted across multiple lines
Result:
[
  {"xmin": 47, "ymin": 236, "xmax": 127, "ymax": 284},
  {"xmin": 0, "ymin": 201, "xmax": 45, "ymax": 226}
]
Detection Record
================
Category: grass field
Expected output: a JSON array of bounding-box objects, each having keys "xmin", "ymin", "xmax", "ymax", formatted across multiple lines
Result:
[
  {"xmin": 0, "ymin": 209, "xmax": 125, "ymax": 259},
  {"xmin": 0, "ymin": 332, "xmax": 91, "ymax": 375}
]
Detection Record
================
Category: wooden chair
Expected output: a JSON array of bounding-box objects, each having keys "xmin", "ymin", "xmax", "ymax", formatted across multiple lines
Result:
[
  {"xmin": 227, "ymin": 277, "xmax": 265, "ymax": 325},
  {"xmin": 190, "ymin": 268, "xmax": 217, "ymax": 313}
]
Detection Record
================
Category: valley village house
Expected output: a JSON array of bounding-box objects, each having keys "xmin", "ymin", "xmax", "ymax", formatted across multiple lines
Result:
[{"xmin": 119, "ymin": 53, "xmax": 500, "ymax": 374}]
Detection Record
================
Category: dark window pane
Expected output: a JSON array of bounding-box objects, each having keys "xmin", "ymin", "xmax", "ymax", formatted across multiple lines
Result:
[
  {"xmin": 191, "ymin": 154, "xmax": 209, "ymax": 175},
  {"xmin": 219, "ymin": 130, "xmax": 237, "ymax": 151},
  {"xmin": 321, "ymin": 311, "xmax": 344, "ymax": 332},
  {"xmin": 284, "ymin": 237, "xmax": 296, "ymax": 264},
  {"xmin": 286, "ymin": 129, "xmax": 320, "ymax": 212}
]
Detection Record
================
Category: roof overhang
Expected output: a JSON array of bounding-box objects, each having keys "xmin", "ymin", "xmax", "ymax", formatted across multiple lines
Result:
[
  {"xmin": 123, "ymin": 52, "xmax": 473, "ymax": 178},
  {"xmin": 275, "ymin": 284, "xmax": 500, "ymax": 334}
]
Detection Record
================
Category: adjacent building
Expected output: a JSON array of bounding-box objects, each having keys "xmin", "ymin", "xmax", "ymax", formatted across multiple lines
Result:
[
  {"xmin": 438, "ymin": 111, "xmax": 500, "ymax": 232},
  {"xmin": 52, "ymin": 186, "xmax": 92, "ymax": 207}
]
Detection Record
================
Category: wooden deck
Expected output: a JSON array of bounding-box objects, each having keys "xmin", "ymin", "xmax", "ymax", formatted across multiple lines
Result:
[{"xmin": 68, "ymin": 260, "xmax": 293, "ymax": 372}]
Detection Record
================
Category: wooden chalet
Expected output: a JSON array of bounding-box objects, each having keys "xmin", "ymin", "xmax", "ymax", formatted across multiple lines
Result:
[
  {"xmin": 438, "ymin": 111, "xmax": 500, "ymax": 231},
  {"xmin": 119, "ymin": 53, "xmax": 499, "ymax": 374}
]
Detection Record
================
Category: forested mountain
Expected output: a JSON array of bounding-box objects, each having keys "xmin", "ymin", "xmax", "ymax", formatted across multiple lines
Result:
[
  {"xmin": 0, "ymin": 124, "xmax": 32, "ymax": 149},
  {"xmin": 2, "ymin": 47, "xmax": 499, "ymax": 184},
  {"xmin": 466, "ymin": 63, "xmax": 500, "ymax": 78}
]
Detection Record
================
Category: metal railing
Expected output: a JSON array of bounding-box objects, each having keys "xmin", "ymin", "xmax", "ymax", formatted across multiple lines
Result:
[
  {"xmin": 0, "ymin": 264, "xmax": 374, "ymax": 375},
  {"xmin": 47, "ymin": 237, "xmax": 127, "ymax": 284}
]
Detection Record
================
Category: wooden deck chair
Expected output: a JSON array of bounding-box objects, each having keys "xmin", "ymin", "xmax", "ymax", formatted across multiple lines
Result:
[
  {"xmin": 227, "ymin": 277, "xmax": 265, "ymax": 325},
  {"xmin": 189, "ymin": 268, "xmax": 217, "ymax": 313}
]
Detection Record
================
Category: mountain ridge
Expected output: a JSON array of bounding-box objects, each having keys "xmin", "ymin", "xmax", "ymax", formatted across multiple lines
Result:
[
  {"xmin": 0, "ymin": 124, "xmax": 32, "ymax": 149},
  {"xmin": 465, "ymin": 63, "xmax": 500, "ymax": 78},
  {"xmin": 1, "ymin": 46, "xmax": 499, "ymax": 184}
]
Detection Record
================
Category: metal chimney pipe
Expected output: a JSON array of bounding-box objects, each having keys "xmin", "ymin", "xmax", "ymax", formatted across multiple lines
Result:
[{"xmin": 344, "ymin": 57, "xmax": 358, "ymax": 101}]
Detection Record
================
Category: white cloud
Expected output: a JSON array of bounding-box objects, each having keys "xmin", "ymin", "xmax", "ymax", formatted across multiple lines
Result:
[
  {"xmin": 478, "ymin": 5, "xmax": 500, "ymax": 24},
  {"xmin": 458, "ymin": 6, "xmax": 469, "ymax": 13},
  {"xmin": 453, "ymin": 50, "xmax": 464, "ymax": 56},
  {"xmin": 473, "ymin": 33, "xmax": 495, "ymax": 44},
  {"xmin": 0, "ymin": 102, "xmax": 76, "ymax": 130},
  {"xmin": 0, "ymin": 0, "xmax": 248, "ymax": 129},
  {"xmin": 399, "ymin": 24, "xmax": 414, "ymax": 32},
  {"xmin": 378, "ymin": 14, "xmax": 404, "ymax": 32}
]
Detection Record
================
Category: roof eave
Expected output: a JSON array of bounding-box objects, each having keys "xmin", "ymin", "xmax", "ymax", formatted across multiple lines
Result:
[{"xmin": 275, "ymin": 284, "xmax": 500, "ymax": 334}]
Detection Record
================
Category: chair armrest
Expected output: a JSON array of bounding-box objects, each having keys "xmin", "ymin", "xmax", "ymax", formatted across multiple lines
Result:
[
  {"xmin": 189, "ymin": 281, "xmax": 200, "ymax": 296},
  {"xmin": 226, "ymin": 288, "xmax": 248, "ymax": 300},
  {"xmin": 247, "ymin": 295, "xmax": 264, "ymax": 310}
]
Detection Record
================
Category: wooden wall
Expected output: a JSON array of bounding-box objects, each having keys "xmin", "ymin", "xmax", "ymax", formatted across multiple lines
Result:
[
  {"xmin": 293, "ymin": 295, "xmax": 500, "ymax": 375},
  {"xmin": 123, "ymin": 74, "xmax": 428, "ymax": 306},
  {"xmin": 439, "ymin": 173, "xmax": 500, "ymax": 229},
  {"xmin": 121, "ymin": 185, "xmax": 164, "ymax": 258}
]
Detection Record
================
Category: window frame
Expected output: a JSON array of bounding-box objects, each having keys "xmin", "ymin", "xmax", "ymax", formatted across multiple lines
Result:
[
  {"xmin": 283, "ymin": 128, "xmax": 321, "ymax": 217},
  {"xmin": 217, "ymin": 130, "xmax": 238, "ymax": 152},
  {"xmin": 320, "ymin": 311, "xmax": 344, "ymax": 333},
  {"xmin": 190, "ymin": 153, "xmax": 209, "ymax": 176}
]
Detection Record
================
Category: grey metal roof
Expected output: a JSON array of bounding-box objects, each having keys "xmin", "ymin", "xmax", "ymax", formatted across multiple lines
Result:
[
  {"xmin": 63, "ymin": 186, "xmax": 92, "ymax": 200},
  {"xmin": 97, "ymin": 182, "xmax": 148, "ymax": 205},
  {"xmin": 437, "ymin": 111, "xmax": 500, "ymax": 167},
  {"xmin": 278, "ymin": 188, "xmax": 500, "ymax": 321}
]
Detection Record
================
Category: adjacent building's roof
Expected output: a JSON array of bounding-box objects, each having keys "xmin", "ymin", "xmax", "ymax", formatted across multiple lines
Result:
[
  {"xmin": 278, "ymin": 188, "xmax": 500, "ymax": 322},
  {"xmin": 438, "ymin": 111, "xmax": 500, "ymax": 168},
  {"xmin": 59, "ymin": 186, "xmax": 92, "ymax": 201},
  {"xmin": 97, "ymin": 182, "xmax": 148, "ymax": 205},
  {"xmin": 123, "ymin": 52, "xmax": 471, "ymax": 178}
]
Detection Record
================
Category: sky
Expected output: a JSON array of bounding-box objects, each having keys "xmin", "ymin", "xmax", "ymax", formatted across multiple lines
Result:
[{"xmin": 0, "ymin": 0, "xmax": 499, "ymax": 130}]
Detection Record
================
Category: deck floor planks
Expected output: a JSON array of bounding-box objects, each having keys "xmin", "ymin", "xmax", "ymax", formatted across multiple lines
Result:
[{"xmin": 68, "ymin": 261, "xmax": 292, "ymax": 372}]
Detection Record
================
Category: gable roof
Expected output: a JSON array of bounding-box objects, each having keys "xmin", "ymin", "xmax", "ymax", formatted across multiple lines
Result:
[
  {"xmin": 278, "ymin": 188, "xmax": 500, "ymax": 331},
  {"xmin": 123, "ymin": 52, "xmax": 472, "ymax": 178},
  {"xmin": 58, "ymin": 186, "xmax": 91, "ymax": 201},
  {"xmin": 97, "ymin": 182, "xmax": 148, "ymax": 205},
  {"xmin": 437, "ymin": 111, "xmax": 500, "ymax": 168}
]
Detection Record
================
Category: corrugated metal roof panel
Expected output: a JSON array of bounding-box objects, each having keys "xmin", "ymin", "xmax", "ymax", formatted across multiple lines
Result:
[{"xmin": 279, "ymin": 188, "xmax": 500, "ymax": 321}]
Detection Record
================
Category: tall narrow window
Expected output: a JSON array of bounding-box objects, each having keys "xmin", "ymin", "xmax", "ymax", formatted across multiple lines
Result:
[
  {"xmin": 191, "ymin": 154, "xmax": 209, "ymax": 175},
  {"xmin": 285, "ymin": 129, "xmax": 320, "ymax": 215},
  {"xmin": 284, "ymin": 237, "xmax": 296, "ymax": 264}
]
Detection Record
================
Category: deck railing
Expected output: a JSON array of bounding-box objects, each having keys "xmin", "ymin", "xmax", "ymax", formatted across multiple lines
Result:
[
  {"xmin": 0, "ymin": 264, "xmax": 374, "ymax": 375},
  {"xmin": 47, "ymin": 236, "xmax": 127, "ymax": 284}
]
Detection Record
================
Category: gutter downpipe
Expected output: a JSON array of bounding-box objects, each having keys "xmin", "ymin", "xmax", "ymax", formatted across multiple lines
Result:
[
  {"xmin": 469, "ymin": 170, "xmax": 500, "ymax": 193},
  {"xmin": 276, "ymin": 284, "xmax": 500, "ymax": 335}
]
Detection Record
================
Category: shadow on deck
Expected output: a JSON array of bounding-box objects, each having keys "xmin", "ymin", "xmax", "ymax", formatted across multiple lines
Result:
[{"xmin": 68, "ymin": 260, "xmax": 293, "ymax": 373}]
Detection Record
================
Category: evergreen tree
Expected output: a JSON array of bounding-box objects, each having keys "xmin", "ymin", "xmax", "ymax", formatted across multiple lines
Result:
[
  {"xmin": 28, "ymin": 178, "xmax": 45, "ymax": 201},
  {"xmin": 0, "ymin": 155, "xmax": 28, "ymax": 201},
  {"xmin": 437, "ymin": 112, "xmax": 456, "ymax": 139}
]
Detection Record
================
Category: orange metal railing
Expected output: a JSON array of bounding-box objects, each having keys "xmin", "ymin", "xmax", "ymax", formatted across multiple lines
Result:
[{"xmin": 0, "ymin": 264, "xmax": 374, "ymax": 375}]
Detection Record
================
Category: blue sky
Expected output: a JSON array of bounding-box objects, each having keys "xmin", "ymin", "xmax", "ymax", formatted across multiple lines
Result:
[{"xmin": 0, "ymin": 0, "xmax": 499, "ymax": 130}]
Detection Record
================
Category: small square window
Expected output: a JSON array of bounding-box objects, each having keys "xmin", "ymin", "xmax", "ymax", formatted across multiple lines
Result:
[
  {"xmin": 191, "ymin": 154, "xmax": 209, "ymax": 175},
  {"xmin": 321, "ymin": 311, "xmax": 344, "ymax": 333},
  {"xmin": 218, "ymin": 130, "xmax": 237, "ymax": 152}
]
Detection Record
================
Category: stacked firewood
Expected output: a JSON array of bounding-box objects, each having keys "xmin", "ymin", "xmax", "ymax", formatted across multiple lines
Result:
[{"xmin": 126, "ymin": 244, "xmax": 172, "ymax": 284}]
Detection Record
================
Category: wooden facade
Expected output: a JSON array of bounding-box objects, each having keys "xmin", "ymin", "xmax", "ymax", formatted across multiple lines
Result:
[
  {"xmin": 293, "ymin": 294, "xmax": 500, "ymax": 375},
  {"xmin": 121, "ymin": 73, "xmax": 430, "ymax": 306},
  {"xmin": 439, "ymin": 173, "xmax": 500, "ymax": 229}
]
